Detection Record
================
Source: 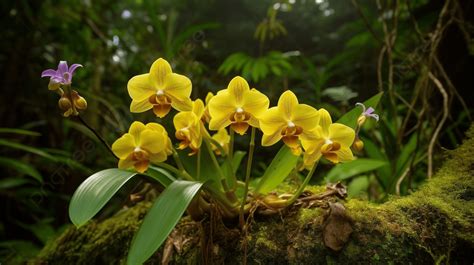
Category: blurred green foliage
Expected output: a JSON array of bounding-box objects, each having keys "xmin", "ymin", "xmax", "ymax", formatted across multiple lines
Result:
[{"xmin": 0, "ymin": 0, "xmax": 472, "ymax": 263}]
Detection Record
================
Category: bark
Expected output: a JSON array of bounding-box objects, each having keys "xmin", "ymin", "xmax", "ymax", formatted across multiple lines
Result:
[{"xmin": 32, "ymin": 127, "xmax": 474, "ymax": 265}]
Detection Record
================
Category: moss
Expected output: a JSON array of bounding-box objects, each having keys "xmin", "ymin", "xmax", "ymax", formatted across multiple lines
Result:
[
  {"xmin": 33, "ymin": 126, "xmax": 474, "ymax": 264},
  {"xmin": 254, "ymin": 226, "xmax": 278, "ymax": 252},
  {"xmin": 34, "ymin": 202, "xmax": 152, "ymax": 264}
]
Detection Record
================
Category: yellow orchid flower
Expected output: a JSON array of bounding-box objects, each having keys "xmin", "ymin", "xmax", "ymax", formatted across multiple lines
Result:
[
  {"xmin": 127, "ymin": 58, "xmax": 192, "ymax": 118},
  {"xmin": 301, "ymin": 109, "xmax": 355, "ymax": 167},
  {"xmin": 259, "ymin": 90, "xmax": 319, "ymax": 153},
  {"xmin": 173, "ymin": 99, "xmax": 206, "ymax": 155},
  {"xmin": 111, "ymin": 121, "xmax": 172, "ymax": 173},
  {"xmin": 208, "ymin": 76, "xmax": 269, "ymax": 135},
  {"xmin": 211, "ymin": 128, "xmax": 230, "ymax": 156}
]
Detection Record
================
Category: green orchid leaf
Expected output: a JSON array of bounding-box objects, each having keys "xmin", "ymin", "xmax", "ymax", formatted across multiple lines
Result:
[
  {"xmin": 254, "ymin": 146, "xmax": 298, "ymax": 195},
  {"xmin": 0, "ymin": 157, "xmax": 43, "ymax": 183},
  {"xmin": 127, "ymin": 180, "xmax": 203, "ymax": 265},
  {"xmin": 0, "ymin": 139, "xmax": 57, "ymax": 161},
  {"xmin": 221, "ymin": 150, "xmax": 246, "ymax": 188},
  {"xmin": 337, "ymin": 92, "xmax": 383, "ymax": 128},
  {"xmin": 178, "ymin": 144, "xmax": 222, "ymax": 191},
  {"xmin": 347, "ymin": 175, "xmax": 370, "ymax": 198},
  {"xmin": 146, "ymin": 166, "xmax": 176, "ymax": 187},
  {"xmin": 69, "ymin": 169, "xmax": 137, "ymax": 227},
  {"xmin": 325, "ymin": 158, "xmax": 387, "ymax": 183},
  {"xmin": 0, "ymin": 128, "xmax": 41, "ymax": 136},
  {"xmin": 231, "ymin": 151, "xmax": 246, "ymax": 175}
]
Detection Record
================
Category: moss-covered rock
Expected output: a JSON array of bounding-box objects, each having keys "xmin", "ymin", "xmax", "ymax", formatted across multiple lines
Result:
[{"xmin": 33, "ymin": 127, "xmax": 474, "ymax": 264}]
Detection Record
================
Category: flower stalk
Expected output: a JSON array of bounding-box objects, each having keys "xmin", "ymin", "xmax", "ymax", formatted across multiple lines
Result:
[
  {"xmin": 239, "ymin": 127, "xmax": 256, "ymax": 227},
  {"xmin": 285, "ymin": 160, "xmax": 319, "ymax": 206}
]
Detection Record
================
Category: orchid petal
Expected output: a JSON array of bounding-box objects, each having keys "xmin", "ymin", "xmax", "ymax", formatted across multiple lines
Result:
[
  {"xmin": 365, "ymin": 107, "xmax": 375, "ymax": 115},
  {"xmin": 58, "ymin": 61, "xmax": 68, "ymax": 75},
  {"xmin": 111, "ymin": 134, "xmax": 136, "ymax": 159},
  {"xmin": 355, "ymin": 102, "xmax": 366, "ymax": 112},
  {"xmin": 139, "ymin": 129, "xmax": 166, "ymax": 154},
  {"xmin": 292, "ymin": 104, "xmax": 319, "ymax": 131},
  {"xmin": 149, "ymin": 152, "xmax": 168, "ymax": 164},
  {"xmin": 328, "ymin": 123, "xmax": 355, "ymax": 147},
  {"xmin": 278, "ymin": 90, "xmax": 298, "ymax": 120},
  {"xmin": 69, "ymin": 64, "xmax": 83, "ymax": 75},
  {"xmin": 227, "ymin": 76, "xmax": 250, "ymax": 104},
  {"xmin": 258, "ymin": 107, "xmax": 286, "ymax": 135},
  {"xmin": 41, "ymin": 69, "xmax": 58, "ymax": 78},
  {"xmin": 209, "ymin": 112, "xmax": 232, "ymax": 131},
  {"xmin": 317, "ymin": 109, "xmax": 332, "ymax": 136},
  {"xmin": 192, "ymin": 99, "xmax": 205, "ymax": 118},
  {"xmin": 118, "ymin": 157, "xmax": 135, "ymax": 170},
  {"xmin": 208, "ymin": 90, "xmax": 237, "ymax": 122},
  {"xmin": 369, "ymin": 113, "xmax": 379, "ymax": 121},
  {"xmin": 261, "ymin": 132, "xmax": 282, "ymax": 146},
  {"xmin": 149, "ymin": 58, "xmax": 172, "ymax": 89},
  {"xmin": 334, "ymin": 146, "xmax": 354, "ymax": 162},
  {"xmin": 241, "ymin": 89, "xmax": 269, "ymax": 118},
  {"xmin": 128, "ymin": 74, "xmax": 156, "ymax": 101}
]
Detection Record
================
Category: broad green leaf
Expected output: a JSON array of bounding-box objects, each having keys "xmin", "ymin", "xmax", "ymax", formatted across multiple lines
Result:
[
  {"xmin": 127, "ymin": 180, "xmax": 203, "ymax": 265},
  {"xmin": 0, "ymin": 139, "xmax": 57, "ymax": 161},
  {"xmin": 395, "ymin": 133, "xmax": 418, "ymax": 176},
  {"xmin": 221, "ymin": 151, "xmax": 246, "ymax": 189},
  {"xmin": 337, "ymin": 92, "xmax": 383, "ymax": 129},
  {"xmin": 347, "ymin": 175, "xmax": 369, "ymax": 198},
  {"xmin": 0, "ymin": 128, "xmax": 41, "ymax": 136},
  {"xmin": 231, "ymin": 151, "xmax": 246, "ymax": 175},
  {"xmin": 325, "ymin": 159, "xmax": 387, "ymax": 183},
  {"xmin": 362, "ymin": 137, "xmax": 391, "ymax": 189},
  {"xmin": 69, "ymin": 169, "xmax": 137, "ymax": 227},
  {"xmin": 0, "ymin": 157, "xmax": 43, "ymax": 183},
  {"xmin": 178, "ymin": 144, "xmax": 222, "ymax": 191},
  {"xmin": 146, "ymin": 166, "xmax": 176, "ymax": 187},
  {"xmin": 221, "ymin": 151, "xmax": 246, "ymax": 176},
  {"xmin": 254, "ymin": 146, "xmax": 299, "ymax": 195},
  {"xmin": 0, "ymin": 177, "xmax": 30, "ymax": 189},
  {"xmin": 17, "ymin": 219, "xmax": 56, "ymax": 244},
  {"xmin": 388, "ymin": 133, "xmax": 419, "ymax": 191}
]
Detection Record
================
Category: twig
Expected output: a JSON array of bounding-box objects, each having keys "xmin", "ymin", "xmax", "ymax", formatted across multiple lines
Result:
[
  {"xmin": 427, "ymin": 72, "xmax": 449, "ymax": 179},
  {"xmin": 395, "ymin": 167, "xmax": 410, "ymax": 195}
]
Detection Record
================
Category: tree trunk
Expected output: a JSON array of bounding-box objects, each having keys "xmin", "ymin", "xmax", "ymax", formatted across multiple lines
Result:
[{"xmin": 33, "ymin": 127, "xmax": 474, "ymax": 265}]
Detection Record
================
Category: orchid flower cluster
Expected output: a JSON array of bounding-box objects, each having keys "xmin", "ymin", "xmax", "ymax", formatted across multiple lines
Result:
[
  {"xmin": 116, "ymin": 58, "xmax": 365, "ymax": 173},
  {"xmin": 41, "ymin": 61, "xmax": 87, "ymax": 117},
  {"xmin": 43, "ymin": 58, "xmax": 379, "ymax": 264},
  {"xmin": 42, "ymin": 58, "xmax": 379, "ymax": 217}
]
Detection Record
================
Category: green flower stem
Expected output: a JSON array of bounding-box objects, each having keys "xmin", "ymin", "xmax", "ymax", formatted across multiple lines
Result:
[
  {"xmin": 285, "ymin": 161, "xmax": 319, "ymax": 206},
  {"xmin": 155, "ymin": 162, "xmax": 188, "ymax": 179},
  {"xmin": 204, "ymin": 138, "xmax": 238, "ymax": 202},
  {"xmin": 239, "ymin": 127, "xmax": 256, "ymax": 228},
  {"xmin": 171, "ymin": 148, "xmax": 186, "ymax": 173},
  {"xmin": 207, "ymin": 137, "xmax": 238, "ymax": 190},
  {"xmin": 229, "ymin": 129, "xmax": 234, "ymax": 160}
]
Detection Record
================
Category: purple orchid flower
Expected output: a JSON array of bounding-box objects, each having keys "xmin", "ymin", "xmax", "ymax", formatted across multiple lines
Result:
[
  {"xmin": 41, "ymin": 61, "xmax": 82, "ymax": 87},
  {"xmin": 356, "ymin": 102, "xmax": 379, "ymax": 121}
]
